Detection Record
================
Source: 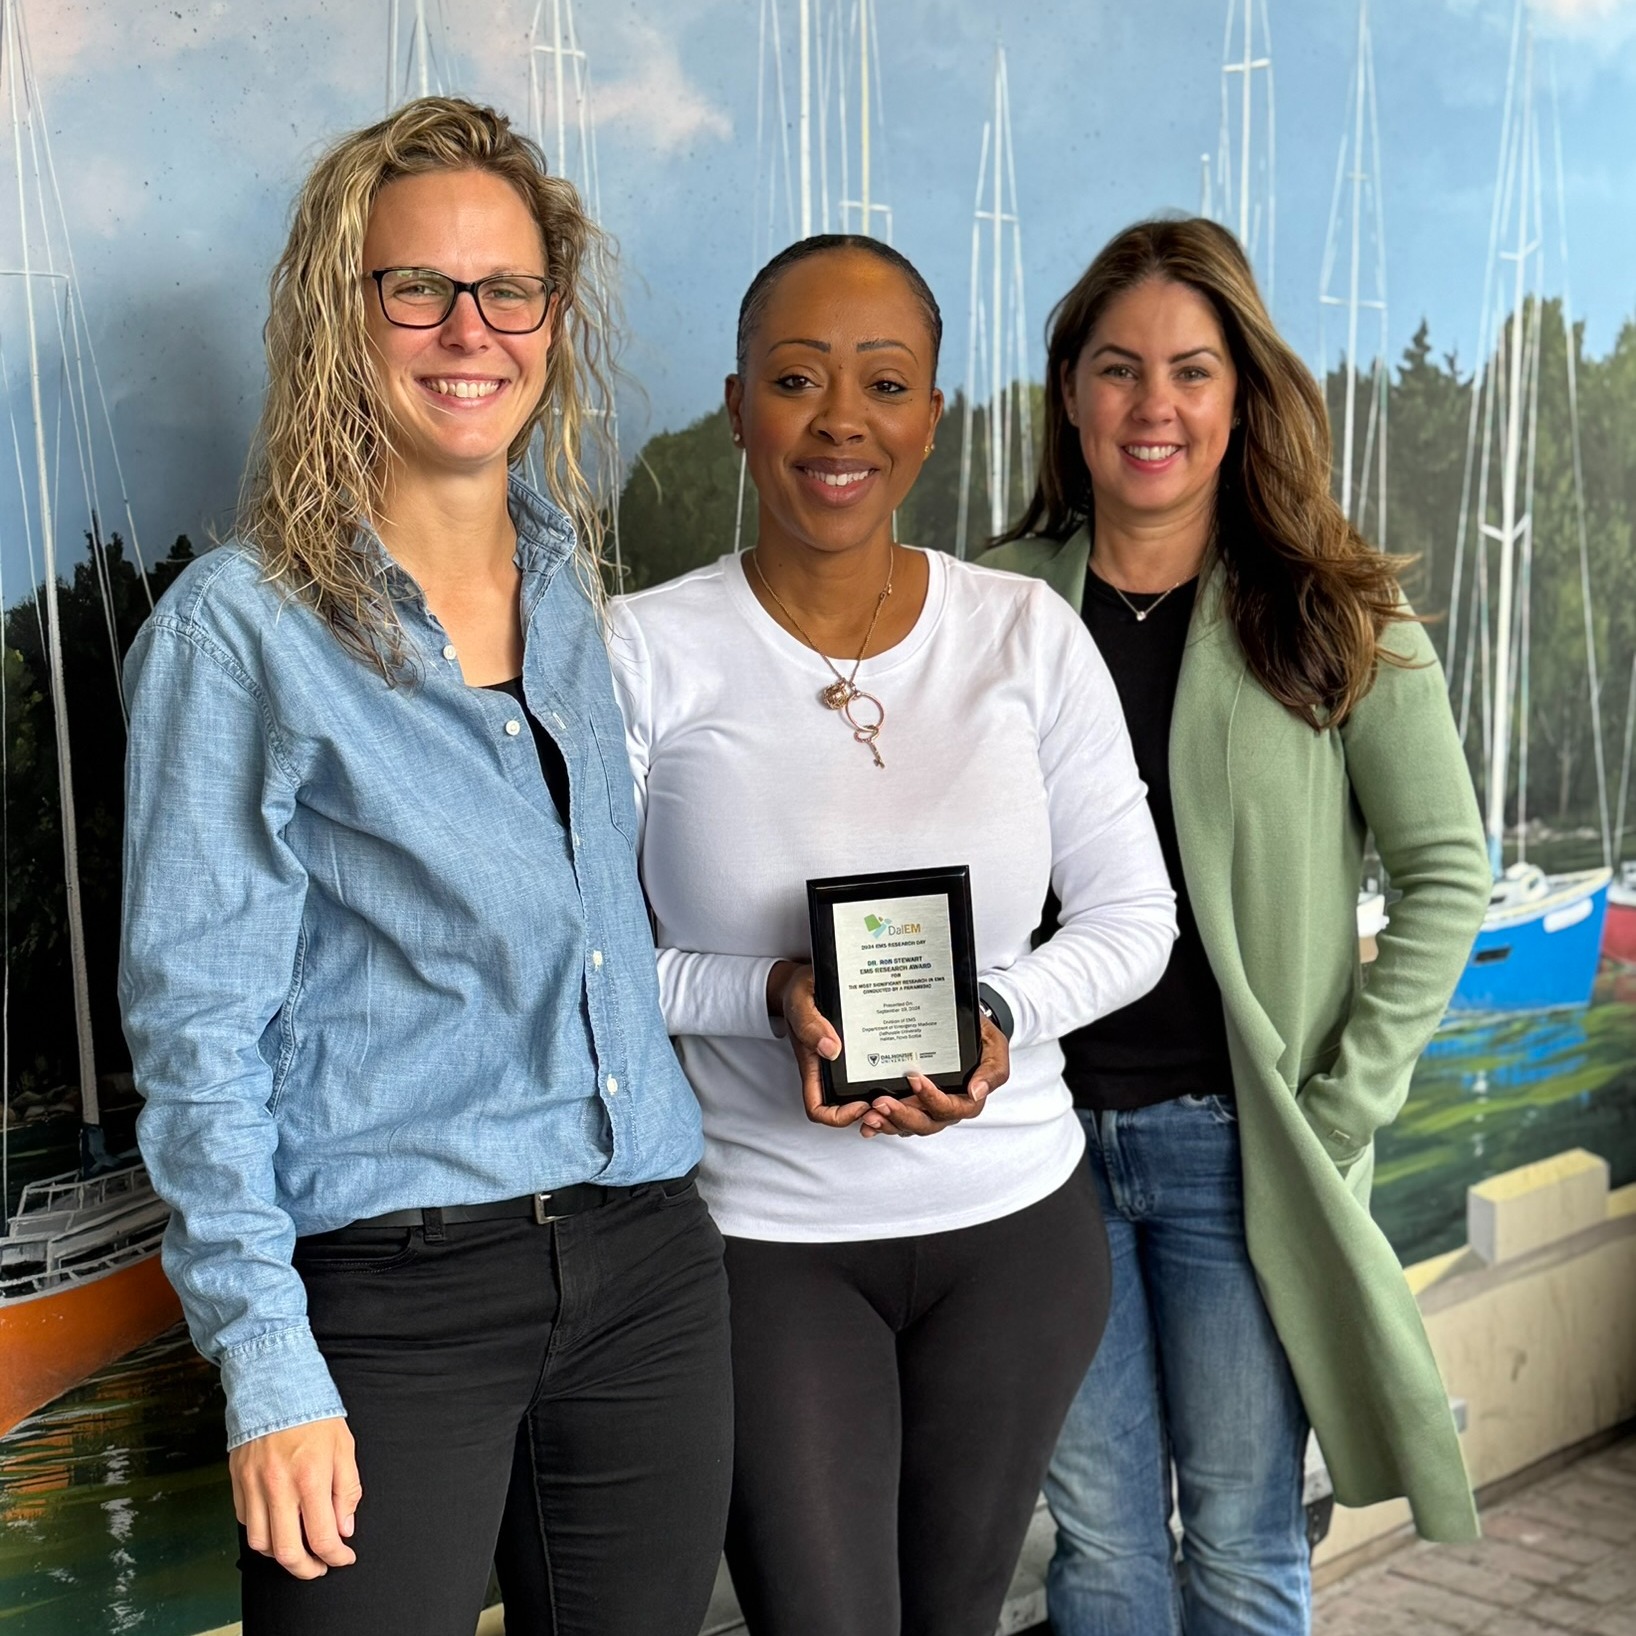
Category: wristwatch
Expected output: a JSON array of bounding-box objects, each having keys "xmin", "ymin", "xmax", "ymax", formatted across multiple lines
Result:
[{"xmin": 977, "ymin": 982, "xmax": 1014, "ymax": 1040}]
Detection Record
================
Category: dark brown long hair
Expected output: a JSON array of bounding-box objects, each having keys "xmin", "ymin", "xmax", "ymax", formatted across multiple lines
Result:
[{"xmin": 1001, "ymin": 216, "xmax": 1412, "ymax": 729}]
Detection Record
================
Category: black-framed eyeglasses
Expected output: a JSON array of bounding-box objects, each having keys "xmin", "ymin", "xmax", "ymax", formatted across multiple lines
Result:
[{"xmin": 368, "ymin": 267, "xmax": 554, "ymax": 334}]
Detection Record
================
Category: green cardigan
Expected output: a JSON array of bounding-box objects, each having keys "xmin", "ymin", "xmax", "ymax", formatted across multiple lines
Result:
[{"xmin": 983, "ymin": 531, "xmax": 1489, "ymax": 1541}]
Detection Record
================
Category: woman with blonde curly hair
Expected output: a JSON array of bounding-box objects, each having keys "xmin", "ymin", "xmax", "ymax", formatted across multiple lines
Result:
[
  {"xmin": 120, "ymin": 98, "xmax": 731, "ymax": 1636},
  {"xmin": 986, "ymin": 216, "xmax": 1488, "ymax": 1634}
]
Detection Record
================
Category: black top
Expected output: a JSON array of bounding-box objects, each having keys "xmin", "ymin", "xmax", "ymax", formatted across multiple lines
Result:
[
  {"xmin": 1059, "ymin": 567, "xmax": 1233, "ymax": 1111},
  {"xmin": 485, "ymin": 676, "xmax": 572, "ymax": 825}
]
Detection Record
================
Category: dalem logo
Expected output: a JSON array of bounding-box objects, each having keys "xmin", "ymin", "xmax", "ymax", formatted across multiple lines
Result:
[{"xmin": 864, "ymin": 911, "xmax": 922, "ymax": 938}]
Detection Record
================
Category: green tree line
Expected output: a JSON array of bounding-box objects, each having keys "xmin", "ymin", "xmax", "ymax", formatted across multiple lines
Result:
[
  {"xmin": 614, "ymin": 304, "xmax": 1636, "ymax": 839},
  {"xmin": 6, "ymin": 305, "xmax": 1633, "ymax": 1101},
  {"xmin": 3, "ymin": 534, "xmax": 193, "ymax": 1102}
]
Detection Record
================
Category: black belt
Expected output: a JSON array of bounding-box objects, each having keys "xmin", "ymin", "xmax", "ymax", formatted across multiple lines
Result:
[{"xmin": 351, "ymin": 1167, "xmax": 697, "ymax": 1230}]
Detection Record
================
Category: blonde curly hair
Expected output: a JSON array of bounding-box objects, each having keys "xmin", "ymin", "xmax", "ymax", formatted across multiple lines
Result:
[{"xmin": 239, "ymin": 96, "xmax": 617, "ymax": 678}]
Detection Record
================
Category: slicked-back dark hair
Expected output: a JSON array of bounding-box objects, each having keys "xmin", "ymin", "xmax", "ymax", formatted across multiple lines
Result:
[{"xmin": 735, "ymin": 234, "xmax": 943, "ymax": 376}]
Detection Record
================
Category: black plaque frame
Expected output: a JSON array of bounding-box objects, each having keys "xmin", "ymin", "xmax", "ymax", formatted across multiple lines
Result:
[{"xmin": 806, "ymin": 865, "xmax": 981, "ymax": 1105}]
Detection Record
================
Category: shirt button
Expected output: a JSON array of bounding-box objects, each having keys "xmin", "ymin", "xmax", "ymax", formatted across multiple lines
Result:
[
  {"xmin": 591, "ymin": 950, "xmax": 604, "ymax": 969},
  {"xmin": 606, "ymin": 1075, "xmax": 619, "ymax": 1096},
  {"xmin": 442, "ymin": 643, "xmax": 457, "ymax": 661},
  {"xmin": 504, "ymin": 719, "xmax": 522, "ymax": 737}
]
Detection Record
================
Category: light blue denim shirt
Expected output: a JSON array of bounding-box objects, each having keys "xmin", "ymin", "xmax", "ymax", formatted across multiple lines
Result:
[{"xmin": 120, "ymin": 478, "xmax": 702, "ymax": 1449}]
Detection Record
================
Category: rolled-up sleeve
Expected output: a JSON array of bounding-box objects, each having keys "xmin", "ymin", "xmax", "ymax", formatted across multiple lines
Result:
[{"xmin": 120, "ymin": 615, "xmax": 344, "ymax": 1448}]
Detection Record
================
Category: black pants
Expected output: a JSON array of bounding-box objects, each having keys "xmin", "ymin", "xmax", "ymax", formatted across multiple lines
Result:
[
  {"xmin": 239, "ymin": 1177, "xmax": 733, "ymax": 1636},
  {"xmin": 722, "ymin": 1168, "xmax": 1111, "ymax": 1636}
]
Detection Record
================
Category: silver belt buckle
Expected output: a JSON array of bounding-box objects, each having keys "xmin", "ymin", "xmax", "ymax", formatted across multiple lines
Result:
[{"xmin": 532, "ymin": 1192, "xmax": 558, "ymax": 1225}]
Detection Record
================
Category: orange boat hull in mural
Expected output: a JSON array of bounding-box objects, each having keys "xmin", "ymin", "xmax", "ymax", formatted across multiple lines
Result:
[
  {"xmin": 0, "ymin": 1253, "xmax": 181, "ymax": 1436},
  {"xmin": 0, "ymin": 1160, "xmax": 179, "ymax": 1437}
]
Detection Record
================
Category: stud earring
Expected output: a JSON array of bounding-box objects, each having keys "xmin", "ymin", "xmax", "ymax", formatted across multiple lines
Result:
[{"xmin": 923, "ymin": 442, "xmax": 934, "ymax": 457}]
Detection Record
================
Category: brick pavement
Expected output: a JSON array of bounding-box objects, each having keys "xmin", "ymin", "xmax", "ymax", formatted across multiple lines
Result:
[{"xmin": 1314, "ymin": 1435, "xmax": 1636, "ymax": 1636}]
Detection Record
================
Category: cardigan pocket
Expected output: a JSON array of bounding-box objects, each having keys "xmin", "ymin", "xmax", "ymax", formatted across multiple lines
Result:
[{"xmin": 1294, "ymin": 1047, "xmax": 1367, "ymax": 1169}]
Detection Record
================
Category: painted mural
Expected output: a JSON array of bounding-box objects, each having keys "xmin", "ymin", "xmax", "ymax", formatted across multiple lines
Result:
[{"xmin": 2, "ymin": 0, "xmax": 1634, "ymax": 1630}]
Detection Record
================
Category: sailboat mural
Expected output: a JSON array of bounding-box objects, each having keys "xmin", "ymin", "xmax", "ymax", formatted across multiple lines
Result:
[
  {"xmin": 954, "ymin": 42, "xmax": 1031, "ymax": 562},
  {"xmin": 1445, "ymin": 5, "xmax": 1610, "ymax": 1019},
  {"xmin": 0, "ymin": 0, "xmax": 179, "ymax": 1436},
  {"xmin": 385, "ymin": 0, "xmax": 451, "ymax": 110},
  {"xmin": 1208, "ymin": 0, "xmax": 1276, "ymax": 306},
  {"xmin": 733, "ymin": 0, "xmax": 895, "ymax": 552}
]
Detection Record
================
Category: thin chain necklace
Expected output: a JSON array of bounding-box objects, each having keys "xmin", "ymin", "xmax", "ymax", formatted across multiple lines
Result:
[
  {"xmin": 1095, "ymin": 561, "xmax": 1191, "ymax": 624},
  {"xmin": 748, "ymin": 547, "xmax": 894, "ymax": 768}
]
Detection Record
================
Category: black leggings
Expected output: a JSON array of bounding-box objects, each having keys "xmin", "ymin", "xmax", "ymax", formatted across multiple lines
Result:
[{"xmin": 722, "ymin": 1167, "xmax": 1111, "ymax": 1636}]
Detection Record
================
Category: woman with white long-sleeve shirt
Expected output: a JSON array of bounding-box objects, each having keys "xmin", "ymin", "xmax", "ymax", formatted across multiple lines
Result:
[{"xmin": 607, "ymin": 234, "xmax": 1176, "ymax": 1636}]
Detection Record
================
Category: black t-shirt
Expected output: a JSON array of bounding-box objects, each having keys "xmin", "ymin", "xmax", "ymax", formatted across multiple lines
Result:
[
  {"xmin": 1059, "ymin": 567, "xmax": 1233, "ymax": 1111},
  {"xmin": 485, "ymin": 676, "xmax": 572, "ymax": 825}
]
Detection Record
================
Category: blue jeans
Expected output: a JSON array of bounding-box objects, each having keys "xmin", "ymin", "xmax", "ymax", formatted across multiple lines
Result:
[{"xmin": 1044, "ymin": 1099, "xmax": 1311, "ymax": 1636}]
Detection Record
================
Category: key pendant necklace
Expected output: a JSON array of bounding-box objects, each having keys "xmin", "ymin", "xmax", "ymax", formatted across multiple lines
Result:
[{"xmin": 749, "ymin": 548, "xmax": 893, "ymax": 768}]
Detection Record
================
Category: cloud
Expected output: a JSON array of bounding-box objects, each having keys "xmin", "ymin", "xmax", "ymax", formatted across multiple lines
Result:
[
  {"xmin": 582, "ymin": 23, "xmax": 733, "ymax": 154},
  {"xmin": 24, "ymin": 1, "xmax": 244, "ymax": 86},
  {"xmin": 1528, "ymin": 0, "xmax": 1636, "ymax": 41},
  {"xmin": 64, "ymin": 154, "xmax": 152, "ymax": 240}
]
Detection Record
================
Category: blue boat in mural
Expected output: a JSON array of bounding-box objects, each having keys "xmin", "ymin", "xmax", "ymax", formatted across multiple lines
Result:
[
  {"xmin": 1449, "ymin": 863, "xmax": 1612, "ymax": 1017},
  {"xmin": 1438, "ymin": 38, "xmax": 1617, "ymax": 1024}
]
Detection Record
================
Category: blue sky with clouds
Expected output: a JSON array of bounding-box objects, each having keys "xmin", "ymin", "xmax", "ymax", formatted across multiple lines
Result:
[{"xmin": 1, "ymin": 0, "xmax": 1633, "ymax": 586}]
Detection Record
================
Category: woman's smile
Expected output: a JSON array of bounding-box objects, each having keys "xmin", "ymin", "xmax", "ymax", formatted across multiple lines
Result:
[{"xmin": 791, "ymin": 456, "xmax": 882, "ymax": 507}]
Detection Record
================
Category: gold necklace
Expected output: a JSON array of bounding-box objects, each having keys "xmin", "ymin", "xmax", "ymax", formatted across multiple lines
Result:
[{"xmin": 748, "ymin": 547, "xmax": 894, "ymax": 768}]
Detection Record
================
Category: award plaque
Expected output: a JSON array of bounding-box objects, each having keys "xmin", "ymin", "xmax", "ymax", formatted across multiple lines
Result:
[{"xmin": 806, "ymin": 866, "xmax": 981, "ymax": 1105}]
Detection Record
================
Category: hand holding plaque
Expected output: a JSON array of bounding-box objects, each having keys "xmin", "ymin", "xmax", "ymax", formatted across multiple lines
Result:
[{"xmin": 805, "ymin": 867, "xmax": 982, "ymax": 1106}]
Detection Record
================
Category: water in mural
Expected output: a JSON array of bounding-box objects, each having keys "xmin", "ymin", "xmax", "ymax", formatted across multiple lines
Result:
[{"xmin": 1, "ymin": 960, "xmax": 1630, "ymax": 1636}]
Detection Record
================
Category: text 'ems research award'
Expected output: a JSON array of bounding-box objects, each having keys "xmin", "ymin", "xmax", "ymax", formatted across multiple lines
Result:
[{"xmin": 806, "ymin": 866, "xmax": 981, "ymax": 1105}]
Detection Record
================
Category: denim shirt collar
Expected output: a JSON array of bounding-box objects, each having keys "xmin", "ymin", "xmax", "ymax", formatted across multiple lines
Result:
[{"xmin": 354, "ymin": 471, "xmax": 579, "ymax": 604}]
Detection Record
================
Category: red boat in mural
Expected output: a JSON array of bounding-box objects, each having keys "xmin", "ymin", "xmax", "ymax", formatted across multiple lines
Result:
[
  {"xmin": 0, "ymin": 1161, "xmax": 179, "ymax": 1437},
  {"xmin": 1604, "ymin": 863, "xmax": 1636, "ymax": 967}
]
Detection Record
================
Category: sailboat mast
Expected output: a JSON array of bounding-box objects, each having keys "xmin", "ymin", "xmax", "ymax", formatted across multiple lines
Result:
[
  {"xmin": 1341, "ymin": 0, "xmax": 1368, "ymax": 520},
  {"xmin": 1485, "ymin": 29, "xmax": 1535, "ymax": 875},
  {"xmin": 1615, "ymin": 653, "xmax": 1636, "ymax": 864},
  {"xmin": 858, "ymin": 0, "xmax": 871, "ymax": 232},
  {"xmin": 552, "ymin": 0, "xmax": 568, "ymax": 173},
  {"xmin": 4, "ymin": 2, "xmax": 98, "ymax": 1126},
  {"xmin": 954, "ymin": 119, "xmax": 989, "ymax": 561},
  {"xmin": 386, "ymin": 1, "xmax": 398, "ymax": 113},
  {"xmin": 1238, "ymin": 0, "xmax": 1252, "ymax": 247},
  {"xmin": 798, "ymin": 0, "xmax": 812, "ymax": 237},
  {"xmin": 988, "ymin": 49, "xmax": 1004, "ymax": 535}
]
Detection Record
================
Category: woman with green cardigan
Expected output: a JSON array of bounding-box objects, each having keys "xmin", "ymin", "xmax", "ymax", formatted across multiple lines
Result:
[{"xmin": 983, "ymin": 217, "xmax": 1489, "ymax": 1636}]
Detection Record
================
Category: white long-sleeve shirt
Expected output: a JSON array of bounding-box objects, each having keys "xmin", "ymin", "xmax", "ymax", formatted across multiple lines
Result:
[{"xmin": 608, "ymin": 548, "xmax": 1176, "ymax": 1241}]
